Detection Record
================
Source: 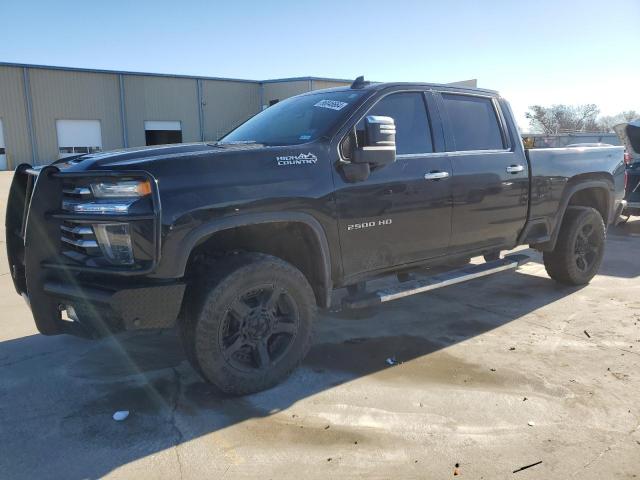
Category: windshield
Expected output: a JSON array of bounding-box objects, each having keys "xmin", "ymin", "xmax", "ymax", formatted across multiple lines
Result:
[{"xmin": 219, "ymin": 90, "xmax": 364, "ymax": 146}]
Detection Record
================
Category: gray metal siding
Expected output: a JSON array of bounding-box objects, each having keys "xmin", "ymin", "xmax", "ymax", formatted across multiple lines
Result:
[
  {"xmin": 261, "ymin": 80, "xmax": 350, "ymax": 110},
  {"xmin": 28, "ymin": 68, "xmax": 123, "ymax": 164},
  {"xmin": 202, "ymin": 80, "xmax": 261, "ymax": 140},
  {"xmin": 0, "ymin": 66, "xmax": 32, "ymax": 168},
  {"xmin": 311, "ymin": 80, "xmax": 350, "ymax": 90},
  {"xmin": 123, "ymin": 75, "xmax": 200, "ymax": 146},
  {"xmin": 262, "ymin": 81, "xmax": 310, "ymax": 106}
]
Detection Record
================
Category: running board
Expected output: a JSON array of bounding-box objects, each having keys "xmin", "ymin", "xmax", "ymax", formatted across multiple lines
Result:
[{"xmin": 342, "ymin": 254, "xmax": 530, "ymax": 309}]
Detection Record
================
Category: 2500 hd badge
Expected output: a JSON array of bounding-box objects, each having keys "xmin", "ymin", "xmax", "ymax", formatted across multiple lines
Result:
[{"xmin": 347, "ymin": 219, "xmax": 393, "ymax": 231}]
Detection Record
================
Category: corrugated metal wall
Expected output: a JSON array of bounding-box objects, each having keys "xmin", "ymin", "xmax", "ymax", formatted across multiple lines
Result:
[
  {"xmin": 123, "ymin": 75, "xmax": 200, "ymax": 146},
  {"xmin": 202, "ymin": 80, "xmax": 261, "ymax": 140},
  {"xmin": 262, "ymin": 81, "xmax": 310, "ymax": 106},
  {"xmin": 311, "ymin": 80, "xmax": 350, "ymax": 90},
  {"xmin": 261, "ymin": 79, "xmax": 351, "ymax": 109},
  {"xmin": 0, "ymin": 66, "xmax": 32, "ymax": 169},
  {"xmin": 29, "ymin": 68, "xmax": 123, "ymax": 164}
]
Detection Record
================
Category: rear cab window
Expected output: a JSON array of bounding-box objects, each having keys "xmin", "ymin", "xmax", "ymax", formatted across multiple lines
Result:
[{"xmin": 440, "ymin": 93, "xmax": 505, "ymax": 151}]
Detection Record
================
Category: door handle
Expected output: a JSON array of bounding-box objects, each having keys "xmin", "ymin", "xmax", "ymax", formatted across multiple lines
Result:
[
  {"xmin": 424, "ymin": 171, "xmax": 450, "ymax": 180},
  {"xmin": 506, "ymin": 165, "xmax": 524, "ymax": 174}
]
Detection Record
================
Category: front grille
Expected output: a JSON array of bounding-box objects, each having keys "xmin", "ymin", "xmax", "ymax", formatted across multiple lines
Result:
[
  {"xmin": 61, "ymin": 183, "xmax": 92, "ymax": 213},
  {"xmin": 60, "ymin": 182, "xmax": 101, "ymax": 258},
  {"xmin": 60, "ymin": 221, "xmax": 100, "ymax": 256}
]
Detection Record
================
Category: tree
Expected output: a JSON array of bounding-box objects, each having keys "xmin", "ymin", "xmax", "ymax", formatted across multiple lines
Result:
[
  {"xmin": 597, "ymin": 110, "xmax": 639, "ymax": 132},
  {"xmin": 525, "ymin": 104, "xmax": 601, "ymax": 134}
]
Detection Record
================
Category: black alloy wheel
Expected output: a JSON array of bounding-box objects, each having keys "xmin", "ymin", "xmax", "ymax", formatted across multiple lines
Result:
[{"xmin": 220, "ymin": 285, "xmax": 299, "ymax": 372}]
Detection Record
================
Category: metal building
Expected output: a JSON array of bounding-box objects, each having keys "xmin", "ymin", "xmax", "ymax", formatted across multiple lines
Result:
[{"xmin": 0, "ymin": 62, "xmax": 477, "ymax": 170}]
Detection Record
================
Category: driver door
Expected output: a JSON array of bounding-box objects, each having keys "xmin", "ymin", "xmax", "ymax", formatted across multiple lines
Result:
[{"xmin": 333, "ymin": 91, "xmax": 453, "ymax": 279}]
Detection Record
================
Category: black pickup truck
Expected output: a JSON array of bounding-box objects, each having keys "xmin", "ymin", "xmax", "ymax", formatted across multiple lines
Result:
[{"xmin": 6, "ymin": 77, "xmax": 626, "ymax": 394}]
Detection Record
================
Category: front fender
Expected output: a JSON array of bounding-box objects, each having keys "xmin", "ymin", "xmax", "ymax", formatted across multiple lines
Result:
[{"xmin": 153, "ymin": 211, "xmax": 333, "ymax": 307}]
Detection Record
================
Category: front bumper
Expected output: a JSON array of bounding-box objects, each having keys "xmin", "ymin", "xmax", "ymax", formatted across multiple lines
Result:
[
  {"xmin": 44, "ymin": 279, "xmax": 185, "ymax": 336},
  {"xmin": 6, "ymin": 164, "xmax": 184, "ymax": 337}
]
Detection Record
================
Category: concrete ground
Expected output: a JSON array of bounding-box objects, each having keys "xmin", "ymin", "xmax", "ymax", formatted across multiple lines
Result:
[{"xmin": 0, "ymin": 171, "xmax": 639, "ymax": 479}]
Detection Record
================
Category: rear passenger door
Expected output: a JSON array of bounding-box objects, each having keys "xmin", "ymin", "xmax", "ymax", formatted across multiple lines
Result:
[
  {"xmin": 436, "ymin": 92, "xmax": 529, "ymax": 252},
  {"xmin": 334, "ymin": 90, "xmax": 453, "ymax": 278}
]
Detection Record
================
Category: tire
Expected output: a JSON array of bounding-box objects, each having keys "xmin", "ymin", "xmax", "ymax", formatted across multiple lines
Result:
[
  {"xmin": 180, "ymin": 253, "xmax": 316, "ymax": 395},
  {"xmin": 543, "ymin": 207, "xmax": 606, "ymax": 285}
]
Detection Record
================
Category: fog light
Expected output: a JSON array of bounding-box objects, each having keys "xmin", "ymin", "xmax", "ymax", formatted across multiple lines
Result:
[{"xmin": 93, "ymin": 223, "xmax": 134, "ymax": 265}]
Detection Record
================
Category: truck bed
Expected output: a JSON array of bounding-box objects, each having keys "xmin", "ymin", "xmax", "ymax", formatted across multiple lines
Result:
[{"xmin": 525, "ymin": 145, "xmax": 625, "ymax": 241}]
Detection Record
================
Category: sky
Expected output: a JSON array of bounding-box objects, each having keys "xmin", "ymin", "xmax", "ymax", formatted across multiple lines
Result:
[{"xmin": 1, "ymin": 0, "xmax": 639, "ymax": 130}]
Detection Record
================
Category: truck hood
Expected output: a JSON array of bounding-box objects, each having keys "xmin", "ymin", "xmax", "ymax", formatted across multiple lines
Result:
[
  {"xmin": 53, "ymin": 142, "xmax": 265, "ymax": 170},
  {"xmin": 52, "ymin": 141, "xmax": 327, "ymax": 183}
]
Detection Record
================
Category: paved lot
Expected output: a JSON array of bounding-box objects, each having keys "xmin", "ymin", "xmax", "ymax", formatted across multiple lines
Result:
[{"xmin": 1, "ymin": 171, "xmax": 639, "ymax": 479}]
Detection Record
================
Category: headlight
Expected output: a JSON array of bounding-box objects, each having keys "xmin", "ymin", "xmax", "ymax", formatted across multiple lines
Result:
[
  {"xmin": 66, "ymin": 201, "xmax": 134, "ymax": 214},
  {"xmin": 60, "ymin": 175, "xmax": 155, "ymax": 267},
  {"xmin": 93, "ymin": 223, "xmax": 134, "ymax": 265},
  {"xmin": 90, "ymin": 180, "xmax": 152, "ymax": 198},
  {"xmin": 63, "ymin": 179, "xmax": 152, "ymax": 214}
]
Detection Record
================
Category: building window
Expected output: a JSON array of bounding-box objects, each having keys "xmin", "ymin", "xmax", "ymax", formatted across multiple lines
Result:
[
  {"xmin": 56, "ymin": 119, "xmax": 103, "ymax": 158},
  {"xmin": 144, "ymin": 120, "xmax": 182, "ymax": 146}
]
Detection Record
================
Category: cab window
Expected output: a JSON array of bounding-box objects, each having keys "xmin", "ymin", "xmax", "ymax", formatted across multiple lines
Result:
[
  {"xmin": 441, "ymin": 94, "xmax": 505, "ymax": 151},
  {"xmin": 357, "ymin": 92, "xmax": 433, "ymax": 155}
]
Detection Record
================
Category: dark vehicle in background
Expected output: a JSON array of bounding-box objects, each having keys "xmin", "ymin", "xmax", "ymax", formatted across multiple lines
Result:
[
  {"xmin": 6, "ymin": 78, "xmax": 626, "ymax": 395},
  {"xmin": 614, "ymin": 120, "xmax": 640, "ymax": 216}
]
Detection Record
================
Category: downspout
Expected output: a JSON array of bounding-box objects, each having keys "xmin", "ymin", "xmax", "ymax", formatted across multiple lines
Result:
[
  {"xmin": 118, "ymin": 74, "xmax": 128, "ymax": 148},
  {"xmin": 22, "ymin": 67, "xmax": 38, "ymax": 164}
]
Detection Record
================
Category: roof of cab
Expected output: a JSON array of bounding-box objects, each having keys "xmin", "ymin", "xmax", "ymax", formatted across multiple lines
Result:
[{"xmin": 300, "ymin": 81, "xmax": 499, "ymax": 96}]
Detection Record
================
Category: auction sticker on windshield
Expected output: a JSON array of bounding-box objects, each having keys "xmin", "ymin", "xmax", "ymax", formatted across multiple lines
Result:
[{"xmin": 314, "ymin": 99, "xmax": 348, "ymax": 111}]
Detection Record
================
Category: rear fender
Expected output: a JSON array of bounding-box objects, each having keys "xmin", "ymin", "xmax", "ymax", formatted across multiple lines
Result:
[{"xmin": 534, "ymin": 178, "xmax": 612, "ymax": 251}]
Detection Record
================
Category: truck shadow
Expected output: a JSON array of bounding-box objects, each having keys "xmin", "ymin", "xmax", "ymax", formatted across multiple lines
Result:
[
  {"xmin": 596, "ymin": 217, "xmax": 640, "ymax": 278},
  {"xmin": 1, "ymin": 259, "xmax": 599, "ymax": 479},
  {"xmin": 610, "ymin": 216, "xmax": 640, "ymax": 239}
]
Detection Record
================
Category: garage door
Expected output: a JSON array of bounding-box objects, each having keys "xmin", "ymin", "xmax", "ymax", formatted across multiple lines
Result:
[
  {"xmin": 56, "ymin": 119, "xmax": 102, "ymax": 159},
  {"xmin": 0, "ymin": 119, "xmax": 6, "ymax": 170},
  {"xmin": 144, "ymin": 121, "xmax": 182, "ymax": 146}
]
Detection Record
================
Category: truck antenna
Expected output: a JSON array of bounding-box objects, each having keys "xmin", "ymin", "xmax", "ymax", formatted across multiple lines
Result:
[{"xmin": 351, "ymin": 76, "xmax": 369, "ymax": 89}]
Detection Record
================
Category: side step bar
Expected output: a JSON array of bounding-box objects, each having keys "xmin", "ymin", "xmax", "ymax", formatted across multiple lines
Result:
[{"xmin": 342, "ymin": 254, "xmax": 531, "ymax": 309}]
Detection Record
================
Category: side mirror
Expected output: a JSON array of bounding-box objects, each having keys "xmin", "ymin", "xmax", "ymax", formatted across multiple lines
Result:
[{"xmin": 353, "ymin": 116, "xmax": 396, "ymax": 167}]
